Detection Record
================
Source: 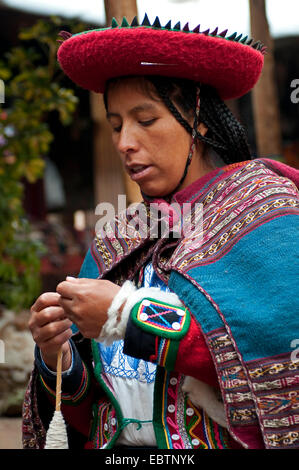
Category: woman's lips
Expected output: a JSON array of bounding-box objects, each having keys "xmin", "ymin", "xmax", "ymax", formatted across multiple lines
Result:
[{"xmin": 127, "ymin": 165, "xmax": 153, "ymax": 182}]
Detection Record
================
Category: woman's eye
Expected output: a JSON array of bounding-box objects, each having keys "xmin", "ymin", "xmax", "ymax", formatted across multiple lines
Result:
[
  {"xmin": 139, "ymin": 119, "xmax": 156, "ymax": 127},
  {"xmin": 111, "ymin": 119, "xmax": 156, "ymax": 132}
]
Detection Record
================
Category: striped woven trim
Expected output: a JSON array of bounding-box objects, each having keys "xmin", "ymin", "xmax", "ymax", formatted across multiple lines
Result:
[
  {"xmin": 39, "ymin": 361, "xmax": 90, "ymax": 405},
  {"xmin": 157, "ymin": 338, "xmax": 180, "ymax": 371},
  {"xmin": 202, "ymin": 412, "xmax": 229, "ymax": 449}
]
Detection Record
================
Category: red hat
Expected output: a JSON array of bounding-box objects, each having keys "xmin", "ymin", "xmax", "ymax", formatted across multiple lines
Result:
[{"xmin": 57, "ymin": 14, "xmax": 265, "ymax": 100}]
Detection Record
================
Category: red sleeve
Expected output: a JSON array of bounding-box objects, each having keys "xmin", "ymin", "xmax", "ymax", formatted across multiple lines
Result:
[{"xmin": 174, "ymin": 315, "xmax": 219, "ymax": 388}]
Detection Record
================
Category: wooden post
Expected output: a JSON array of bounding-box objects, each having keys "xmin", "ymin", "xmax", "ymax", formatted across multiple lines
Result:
[
  {"xmin": 104, "ymin": 0, "xmax": 138, "ymax": 24},
  {"xmin": 90, "ymin": 92, "xmax": 126, "ymax": 209},
  {"xmin": 249, "ymin": 0, "xmax": 283, "ymax": 158},
  {"xmin": 90, "ymin": 0, "xmax": 142, "ymax": 211}
]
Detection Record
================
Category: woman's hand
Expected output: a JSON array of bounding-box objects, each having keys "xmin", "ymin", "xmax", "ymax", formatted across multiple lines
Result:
[
  {"xmin": 56, "ymin": 277, "xmax": 121, "ymax": 339},
  {"xmin": 29, "ymin": 292, "xmax": 73, "ymax": 371}
]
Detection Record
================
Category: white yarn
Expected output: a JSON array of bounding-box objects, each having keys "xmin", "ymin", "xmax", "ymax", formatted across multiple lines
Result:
[
  {"xmin": 182, "ymin": 376, "xmax": 228, "ymax": 429},
  {"xmin": 96, "ymin": 281, "xmax": 183, "ymax": 345},
  {"xmin": 44, "ymin": 410, "xmax": 69, "ymax": 449},
  {"xmin": 95, "ymin": 281, "xmax": 137, "ymax": 345}
]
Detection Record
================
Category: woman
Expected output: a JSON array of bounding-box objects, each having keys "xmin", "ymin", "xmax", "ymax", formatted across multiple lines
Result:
[{"xmin": 23, "ymin": 15, "xmax": 299, "ymax": 450}]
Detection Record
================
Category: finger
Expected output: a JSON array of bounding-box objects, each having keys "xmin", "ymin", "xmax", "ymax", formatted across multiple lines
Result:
[
  {"xmin": 37, "ymin": 318, "xmax": 73, "ymax": 344},
  {"xmin": 31, "ymin": 292, "xmax": 61, "ymax": 313},
  {"xmin": 65, "ymin": 276, "xmax": 92, "ymax": 285},
  {"xmin": 59, "ymin": 297, "xmax": 76, "ymax": 321},
  {"xmin": 34, "ymin": 306, "xmax": 67, "ymax": 328},
  {"xmin": 56, "ymin": 280, "xmax": 77, "ymax": 299},
  {"xmin": 66, "ymin": 276, "xmax": 78, "ymax": 282},
  {"xmin": 39, "ymin": 329, "xmax": 73, "ymax": 357}
]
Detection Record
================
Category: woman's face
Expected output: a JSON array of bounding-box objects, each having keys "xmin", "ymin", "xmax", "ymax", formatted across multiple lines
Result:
[{"xmin": 106, "ymin": 77, "xmax": 209, "ymax": 197}]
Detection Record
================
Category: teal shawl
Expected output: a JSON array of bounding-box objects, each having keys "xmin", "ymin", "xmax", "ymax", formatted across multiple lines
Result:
[{"xmin": 79, "ymin": 158, "xmax": 299, "ymax": 449}]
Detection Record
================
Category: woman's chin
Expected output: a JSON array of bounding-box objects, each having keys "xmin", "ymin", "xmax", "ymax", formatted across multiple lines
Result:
[{"xmin": 139, "ymin": 183, "xmax": 175, "ymax": 199}]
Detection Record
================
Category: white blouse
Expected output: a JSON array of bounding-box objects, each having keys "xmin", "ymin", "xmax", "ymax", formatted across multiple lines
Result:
[{"xmin": 97, "ymin": 262, "xmax": 170, "ymax": 447}]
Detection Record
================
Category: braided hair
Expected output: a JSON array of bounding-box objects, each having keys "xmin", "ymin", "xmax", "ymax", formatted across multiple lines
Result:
[{"xmin": 145, "ymin": 76, "xmax": 252, "ymax": 165}]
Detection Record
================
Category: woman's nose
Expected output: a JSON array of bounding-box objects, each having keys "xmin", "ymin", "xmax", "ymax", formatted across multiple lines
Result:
[{"xmin": 117, "ymin": 124, "xmax": 139, "ymax": 154}]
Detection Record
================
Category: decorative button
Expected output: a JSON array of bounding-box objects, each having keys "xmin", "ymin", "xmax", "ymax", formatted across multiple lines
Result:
[
  {"xmin": 192, "ymin": 438, "xmax": 200, "ymax": 446},
  {"xmin": 170, "ymin": 377, "xmax": 178, "ymax": 385},
  {"xmin": 186, "ymin": 407, "xmax": 194, "ymax": 416},
  {"xmin": 172, "ymin": 322, "xmax": 181, "ymax": 330},
  {"xmin": 143, "ymin": 300, "xmax": 151, "ymax": 306},
  {"xmin": 111, "ymin": 418, "xmax": 116, "ymax": 426},
  {"xmin": 140, "ymin": 312, "xmax": 148, "ymax": 321},
  {"xmin": 172, "ymin": 434, "xmax": 180, "ymax": 441},
  {"xmin": 177, "ymin": 309, "xmax": 185, "ymax": 316},
  {"xmin": 104, "ymin": 423, "xmax": 108, "ymax": 431},
  {"xmin": 168, "ymin": 404, "xmax": 175, "ymax": 413}
]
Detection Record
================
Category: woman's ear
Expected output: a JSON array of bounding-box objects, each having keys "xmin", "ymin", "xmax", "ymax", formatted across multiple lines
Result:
[{"xmin": 197, "ymin": 121, "xmax": 208, "ymax": 137}]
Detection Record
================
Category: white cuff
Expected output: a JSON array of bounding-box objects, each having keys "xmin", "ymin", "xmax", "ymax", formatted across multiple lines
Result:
[{"xmin": 95, "ymin": 281, "xmax": 183, "ymax": 346}]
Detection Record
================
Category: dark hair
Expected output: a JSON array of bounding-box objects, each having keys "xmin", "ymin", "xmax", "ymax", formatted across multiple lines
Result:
[{"xmin": 104, "ymin": 75, "xmax": 252, "ymax": 165}]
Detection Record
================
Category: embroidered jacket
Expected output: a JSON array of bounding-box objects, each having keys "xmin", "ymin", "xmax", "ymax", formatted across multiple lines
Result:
[{"xmin": 22, "ymin": 158, "xmax": 299, "ymax": 449}]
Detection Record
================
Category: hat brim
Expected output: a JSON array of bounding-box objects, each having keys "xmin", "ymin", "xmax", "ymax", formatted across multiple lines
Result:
[{"xmin": 57, "ymin": 26, "xmax": 264, "ymax": 100}]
